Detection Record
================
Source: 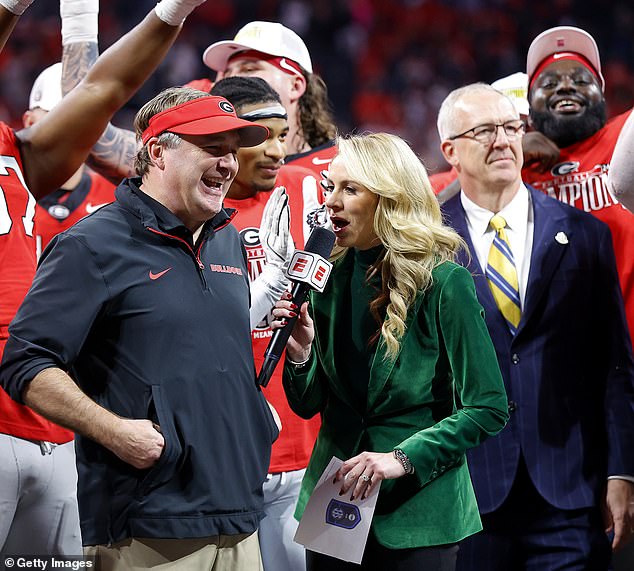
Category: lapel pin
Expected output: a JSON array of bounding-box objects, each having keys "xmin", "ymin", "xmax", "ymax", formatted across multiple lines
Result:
[{"xmin": 554, "ymin": 231, "xmax": 568, "ymax": 245}]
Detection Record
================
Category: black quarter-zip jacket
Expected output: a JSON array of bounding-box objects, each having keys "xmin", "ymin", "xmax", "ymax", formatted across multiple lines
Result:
[{"xmin": 0, "ymin": 178, "xmax": 278, "ymax": 545}]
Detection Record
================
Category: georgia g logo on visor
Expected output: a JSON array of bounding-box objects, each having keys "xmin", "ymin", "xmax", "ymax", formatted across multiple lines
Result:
[{"xmin": 218, "ymin": 100, "xmax": 234, "ymax": 114}]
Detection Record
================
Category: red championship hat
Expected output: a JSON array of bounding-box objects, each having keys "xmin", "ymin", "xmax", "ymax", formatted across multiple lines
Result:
[
  {"xmin": 527, "ymin": 26, "xmax": 604, "ymax": 91},
  {"xmin": 141, "ymin": 96, "xmax": 269, "ymax": 146}
]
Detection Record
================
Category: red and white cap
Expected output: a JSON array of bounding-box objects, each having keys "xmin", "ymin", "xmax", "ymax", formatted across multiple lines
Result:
[
  {"xmin": 527, "ymin": 26, "xmax": 604, "ymax": 90},
  {"xmin": 29, "ymin": 63, "xmax": 63, "ymax": 111},
  {"xmin": 203, "ymin": 21, "xmax": 313, "ymax": 74},
  {"xmin": 491, "ymin": 72, "xmax": 529, "ymax": 116}
]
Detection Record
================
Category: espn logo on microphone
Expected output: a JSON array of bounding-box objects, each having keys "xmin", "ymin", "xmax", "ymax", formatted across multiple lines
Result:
[{"xmin": 286, "ymin": 250, "xmax": 333, "ymax": 293}]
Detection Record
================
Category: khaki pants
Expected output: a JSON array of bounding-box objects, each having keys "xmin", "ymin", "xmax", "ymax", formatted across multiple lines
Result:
[{"xmin": 84, "ymin": 532, "xmax": 263, "ymax": 571}]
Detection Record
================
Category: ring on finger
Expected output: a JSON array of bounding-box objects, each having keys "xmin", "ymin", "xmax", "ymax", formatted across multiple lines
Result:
[{"xmin": 360, "ymin": 474, "xmax": 371, "ymax": 482}]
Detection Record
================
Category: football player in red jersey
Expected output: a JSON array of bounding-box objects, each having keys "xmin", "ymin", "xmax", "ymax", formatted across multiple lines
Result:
[
  {"xmin": 211, "ymin": 75, "xmax": 322, "ymax": 571},
  {"xmin": 203, "ymin": 21, "xmax": 338, "ymax": 178},
  {"xmin": 0, "ymin": 0, "xmax": 210, "ymax": 556},
  {"xmin": 23, "ymin": 63, "xmax": 115, "ymax": 256},
  {"xmin": 523, "ymin": 26, "xmax": 634, "ymax": 363}
]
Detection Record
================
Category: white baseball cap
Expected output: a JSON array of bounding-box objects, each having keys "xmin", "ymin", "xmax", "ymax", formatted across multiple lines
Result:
[
  {"xmin": 527, "ymin": 26, "xmax": 604, "ymax": 90},
  {"xmin": 29, "ymin": 62, "xmax": 63, "ymax": 112},
  {"xmin": 203, "ymin": 21, "xmax": 313, "ymax": 74},
  {"xmin": 491, "ymin": 72, "xmax": 529, "ymax": 116}
]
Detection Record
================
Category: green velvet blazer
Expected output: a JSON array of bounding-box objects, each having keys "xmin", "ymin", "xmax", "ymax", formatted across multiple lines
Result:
[{"xmin": 283, "ymin": 254, "xmax": 508, "ymax": 549}]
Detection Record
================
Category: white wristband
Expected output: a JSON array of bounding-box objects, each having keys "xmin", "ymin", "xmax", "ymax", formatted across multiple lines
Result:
[
  {"xmin": 60, "ymin": 0, "xmax": 98, "ymax": 45},
  {"xmin": 154, "ymin": 0, "xmax": 205, "ymax": 26},
  {"xmin": 0, "ymin": 0, "xmax": 34, "ymax": 16}
]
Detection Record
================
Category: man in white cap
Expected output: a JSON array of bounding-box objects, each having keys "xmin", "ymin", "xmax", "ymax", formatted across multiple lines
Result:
[
  {"xmin": 523, "ymin": 25, "xmax": 634, "ymax": 402},
  {"xmin": 202, "ymin": 21, "xmax": 338, "ymax": 176},
  {"xmin": 23, "ymin": 63, "xmax": 115, "ymax": 256}
]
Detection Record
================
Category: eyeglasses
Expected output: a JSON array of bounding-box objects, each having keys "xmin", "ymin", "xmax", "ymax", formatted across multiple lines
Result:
[{"xmin": 448, "ymin": 120, "xmax": 525, "ymax": 144}]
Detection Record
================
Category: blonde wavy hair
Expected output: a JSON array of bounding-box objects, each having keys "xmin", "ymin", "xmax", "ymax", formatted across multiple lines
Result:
[{"xmin": 332, "ymin": 133, "xmax": 465, "ymax": 360}]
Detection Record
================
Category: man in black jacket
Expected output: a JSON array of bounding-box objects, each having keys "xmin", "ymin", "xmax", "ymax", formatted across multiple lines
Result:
[{"xmin": 0, "ymin": 86, "xmax": 279, "ymax": 570}]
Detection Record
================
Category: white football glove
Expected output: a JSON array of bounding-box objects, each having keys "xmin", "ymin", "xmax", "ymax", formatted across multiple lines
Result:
[{"xmin": 249, "ymin": 186, "xmax": 295, "ymax": 329}]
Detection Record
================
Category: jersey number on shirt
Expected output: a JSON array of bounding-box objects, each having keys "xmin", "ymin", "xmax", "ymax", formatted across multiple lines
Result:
[{"xmin": 0, "ymin": 155, "xmax": 35, "ymax": 236}]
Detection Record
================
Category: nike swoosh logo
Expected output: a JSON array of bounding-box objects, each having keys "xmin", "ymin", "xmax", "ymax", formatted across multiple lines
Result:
[
  {"xmin": 85, "ymin": 202, "xmax": 109, "ymax": 214},
  {"xmin": 279, "ymin": 58, "xmax": 298, "ymax": 74},
  {"xmin": 149, "ymin": 267, "xmax": 172, "ymax": 280},
  {"xmin": 311, "ymin": 157, "xmax": 332, "ymax": 165},
  {"xmin": 553, "ymin": 53, "xmax": 568, "ymax": 59}
]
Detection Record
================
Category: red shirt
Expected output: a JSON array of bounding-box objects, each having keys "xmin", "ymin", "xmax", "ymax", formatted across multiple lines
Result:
[
  {"xmin": 0, "ymin": 123, "xmax": 72, "ymax": 443},
  {"xmin": 523, "ymin": 111, "xmax": 634, "ymax": 350},
  {"xmin": 286, "ymin": 141, "xmax": 338, "ymax": 180},
  {"xmin": 224, "ymin": 164, "xmax": 322, "ymax": 472},
  {"xmin": 429, "ymin": 167, "xmax": 458, "ymax": 195},
  {"xmin": 35, "ymin": 169, "xmax": 115, "ymax": 256}
]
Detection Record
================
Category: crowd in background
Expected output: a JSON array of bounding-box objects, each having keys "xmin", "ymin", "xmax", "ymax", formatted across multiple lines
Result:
[{"xmin": 2, "ymin": 0, "xmax": 634, "ymax": 173}]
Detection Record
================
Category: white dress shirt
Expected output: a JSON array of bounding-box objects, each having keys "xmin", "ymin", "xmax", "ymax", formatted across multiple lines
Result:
[
  {"xmin": 460, "ymin": 184, "xmax": 534, "ymax": 308},
  {"xmin": 460, "ymin": 185, "xmax": 634, "ymax": 485}
]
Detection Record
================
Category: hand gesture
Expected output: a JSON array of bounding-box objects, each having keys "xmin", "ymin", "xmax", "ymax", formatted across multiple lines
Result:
[
  {"xmin": 271, "ymin": 292, "xmax": 314, "ymax": 362},
  {"xmin": 334, "ymin": 451, "xmax": 407, "ymax": 501},
  {"xmin": 260, "ymin": 186, "xmax": 295, "ymax": 272},
  {"xmin": 108, "ymin": 418, "xmax": 165, "ymax": 469},
  {"xmin": 603, "ymin": 478, "xmax": 634, "ymax": 551},
  {"xmin": 522, "ymin": 131, "xmax": 560, "ymax": 173}
]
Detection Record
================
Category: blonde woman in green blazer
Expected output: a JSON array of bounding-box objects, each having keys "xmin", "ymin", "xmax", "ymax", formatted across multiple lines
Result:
[{"xmin": 274, "ymin": 133, "xmax": 508, "ymax": 570}]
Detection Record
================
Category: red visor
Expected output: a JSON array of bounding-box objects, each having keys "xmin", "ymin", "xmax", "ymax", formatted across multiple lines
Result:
[
  {"xmin": 529, "ymin": 52, "xmax": 600, "ymax": 89},
  {"xmin": 141, "ymin": 96, "xmax": 268, "ymax": 146}
]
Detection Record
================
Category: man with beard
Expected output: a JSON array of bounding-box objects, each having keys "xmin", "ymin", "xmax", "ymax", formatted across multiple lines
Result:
[
  {"xmin": 438, "ymin": 83, "xmax": 634, "ymax": 571},
  {"xmin": 523, "ymin": 26, "xmax": 634, "ymax": 362}
]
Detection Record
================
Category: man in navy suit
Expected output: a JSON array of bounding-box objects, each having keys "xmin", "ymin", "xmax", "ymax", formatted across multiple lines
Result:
[{"xmin": 437, "ymin": 82, "xmax": 634, "ymax": 570}]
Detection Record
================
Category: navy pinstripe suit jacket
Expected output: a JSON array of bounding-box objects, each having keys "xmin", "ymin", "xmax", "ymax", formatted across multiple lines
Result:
[{"xmin": 443, "ymin": 186, "xmax": 634, "ymax": 514}]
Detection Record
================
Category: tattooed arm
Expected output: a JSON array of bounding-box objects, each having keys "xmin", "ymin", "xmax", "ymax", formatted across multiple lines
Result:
[{"xmin": 62, "ymin": 41, "xmax": 138, "ymax": 183}]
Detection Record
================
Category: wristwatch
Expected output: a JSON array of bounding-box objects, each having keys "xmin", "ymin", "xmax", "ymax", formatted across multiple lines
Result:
[
  {"xmin": 393, "ymin": 448, "xmax": 415, "ymax": 475},
  {"xmin": 286, "ymin": 348, "xmax": 312, "ymax": 369}
]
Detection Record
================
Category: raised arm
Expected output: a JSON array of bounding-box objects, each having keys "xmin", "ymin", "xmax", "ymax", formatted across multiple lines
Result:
[
  {"xmin": 61, "ymin": 0, "xmax": 138, "ymax": 184},
  {"xmin": 17, "ymin": 0, "xmax": 206, "ymax": 198},
  {"xmin": 0, "ymin": 5, "xmax": 19, "ymax": 52},
  {"xmin": 608, "ymin": 111, "xmax": 634, "ymax": 214},
  {"xmin": 0, "ymin": 0, "xmax": 39, "ymax": 53}
]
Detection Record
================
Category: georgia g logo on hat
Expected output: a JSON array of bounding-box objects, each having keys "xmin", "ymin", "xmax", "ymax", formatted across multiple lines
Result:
[{"xmin": 219, "ymin": 100, "xmax": 234, "ymax": 114}]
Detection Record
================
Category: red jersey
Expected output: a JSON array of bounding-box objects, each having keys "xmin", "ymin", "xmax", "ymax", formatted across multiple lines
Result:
[
  {"xmin": 224, "ymin": 164, "xmax": 322, "ymax": 473},
  {"xmin": 0, "ymin": 122, "xmax": 72, "ymax": 443},
  {"xmin": 523, "ymin": 110, "xmax": 634, "ymax": 350},
  {"xmin": 429, "ymin": 167, "xmax": 458, "ymax": 195},
  {"xmin": 35, "ymin": 169, "xmax": 115, "ymax": 256},
  {"xmin": 286, "ymin": 140, "xmax": 338, "ymax": 180}
]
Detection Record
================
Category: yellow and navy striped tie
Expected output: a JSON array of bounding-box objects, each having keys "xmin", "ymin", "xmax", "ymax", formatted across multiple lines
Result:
[{"xmin": 487, "ymin": 214, "xmax": 521, "ymax": 334}]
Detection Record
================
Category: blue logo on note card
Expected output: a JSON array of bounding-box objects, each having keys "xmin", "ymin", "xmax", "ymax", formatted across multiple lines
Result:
[{"xmin": 326, "ymin": 499, "xmax": 361, "ymax": 529}]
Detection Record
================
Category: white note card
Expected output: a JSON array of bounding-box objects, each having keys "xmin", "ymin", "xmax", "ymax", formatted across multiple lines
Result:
[{"xmin": 294, "ymin": 456, "xmax": 381, "ymax": 564}]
